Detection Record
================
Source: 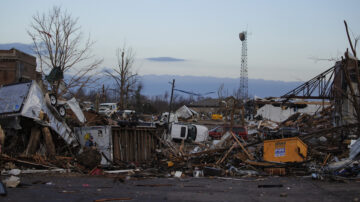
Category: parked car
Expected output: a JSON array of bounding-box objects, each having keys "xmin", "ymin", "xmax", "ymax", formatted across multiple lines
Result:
[
  {"xmin": 209, "ymin": 125, "xmax": 248, "ymax": 140},
  {"xmin": 170, "ymin": 123, "xmax": 209, "ymax": 143},
  {"xmin": 98, "ymin": 103, "xmax": 117, "ymax": 117}
]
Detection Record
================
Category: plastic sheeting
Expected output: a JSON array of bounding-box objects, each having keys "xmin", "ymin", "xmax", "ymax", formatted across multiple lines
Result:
[
  {"xmin": 350, "ymin": 138, "xmax": 360, "ymax": 160},
  {"xmin": 67, "ymin": 97, "xmax": 86, "ymax": 123},
  {"xmin": 175, "ymin": 105, "xmax": 198, "ymax": 119}
]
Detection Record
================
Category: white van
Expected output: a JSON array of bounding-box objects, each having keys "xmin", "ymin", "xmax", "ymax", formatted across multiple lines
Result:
[{"xmin": 170, "ymin": 123, "xmax": 209, "ymax": 143}]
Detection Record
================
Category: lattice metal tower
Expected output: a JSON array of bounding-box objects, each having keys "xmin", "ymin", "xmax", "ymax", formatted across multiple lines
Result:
[{"xmin": 239, "ymin": 31, "xmax": 248, "ymax": 100}]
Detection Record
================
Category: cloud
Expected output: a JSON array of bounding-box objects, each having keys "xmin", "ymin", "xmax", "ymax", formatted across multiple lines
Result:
[{"xmin": 145, "ymin": 57, "xmax": 185, "ymax": 62}]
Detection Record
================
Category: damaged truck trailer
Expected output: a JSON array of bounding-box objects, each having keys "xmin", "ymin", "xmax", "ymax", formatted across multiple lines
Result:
[{"xmin": 0, "ymin": 81, "xmax": 79, "ymax": 154}]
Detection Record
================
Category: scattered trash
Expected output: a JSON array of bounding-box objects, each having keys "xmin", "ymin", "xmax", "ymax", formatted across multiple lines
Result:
[
  {"xmin": 3, "ymin": 176, "xmax": 20, "ymax": 188},
  {"xmin": 174, "ymin": 171, "xmax": 183, "ymax": 178},
  {"xmin": 8, "ymin": 169, "xmax": 21, "ymax": 176},
  {"xmin": 45, "ymin": 182, "xmax": 54, "ymax": 186}
]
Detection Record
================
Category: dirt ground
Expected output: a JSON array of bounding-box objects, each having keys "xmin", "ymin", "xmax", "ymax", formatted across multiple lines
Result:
[{"xmin": 1, "ymin": 174, "xmax": 359, "ymax": 202}]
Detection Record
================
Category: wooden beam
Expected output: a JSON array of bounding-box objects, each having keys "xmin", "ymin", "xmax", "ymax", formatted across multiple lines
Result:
[
  {"xmin": 230, "ymin": 131, "xmax": 254, "ymax": 160},
  {"xmin": 24, "ymin": 127, "xmax": 41, "ymax": 156}
]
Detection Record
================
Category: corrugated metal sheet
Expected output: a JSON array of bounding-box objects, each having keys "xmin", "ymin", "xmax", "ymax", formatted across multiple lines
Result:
[{"xmin": 0, "ymin": 82, "xmax": 31, "ymax": 114}]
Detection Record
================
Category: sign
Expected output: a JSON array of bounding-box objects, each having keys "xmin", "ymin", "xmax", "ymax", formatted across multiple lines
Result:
[{"xmin": 275, "ymin": 142, "xmax": 286, "ymax": 157}]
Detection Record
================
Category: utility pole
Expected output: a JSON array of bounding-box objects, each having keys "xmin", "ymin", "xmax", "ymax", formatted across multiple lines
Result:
[{"xmin": 167, "ymin": 79, "xmax": 175, "ymax": 125}]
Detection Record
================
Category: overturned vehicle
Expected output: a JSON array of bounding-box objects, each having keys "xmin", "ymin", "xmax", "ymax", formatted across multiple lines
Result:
[{"xmin": 0, "ymin": 81, "xmax": 81, "ymax": 155}]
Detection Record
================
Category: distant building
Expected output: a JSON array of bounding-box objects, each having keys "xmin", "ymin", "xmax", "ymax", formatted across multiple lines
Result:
[
  {"xmin": 188, "ymin": 98, "xmax": 220, "ymax": 114},
  {"xmin": 0, "ymin": 48, "xmax": 41, "ymax": 85}
]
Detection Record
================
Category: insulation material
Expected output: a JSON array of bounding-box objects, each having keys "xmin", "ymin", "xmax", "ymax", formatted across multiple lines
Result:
[
  {"xmin": 350, "ymin": 138, "xmax": 360, "ymax": 160},
  {"xmin": 67, "ymin": 97, "xmax": 86, "ymax": 123},
  {"xmin": 175, "ymin": 105, "xmax": 198, "ymax": 119},
  {"xmin": 256, "ymin": 104, "xmax": 323, "ymax": 122}
]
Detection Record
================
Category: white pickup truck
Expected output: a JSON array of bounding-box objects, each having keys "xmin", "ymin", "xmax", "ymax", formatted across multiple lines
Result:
[
  {"xmin": 98, "ymin": 103, "xmax": 117, "ymax": 117},
  {"xmin": 170, "ymin": 123, "xmax": 209, "ymax": 143}
]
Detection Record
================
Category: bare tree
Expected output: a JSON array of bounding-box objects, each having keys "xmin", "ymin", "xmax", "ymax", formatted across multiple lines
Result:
[
  {"xmin": 105, "ymin": 46, "xmax": 138, "ymax": 110},
  {"xmin": 28, "ymin": 6, "xmax": 103, "ymax": 97}
]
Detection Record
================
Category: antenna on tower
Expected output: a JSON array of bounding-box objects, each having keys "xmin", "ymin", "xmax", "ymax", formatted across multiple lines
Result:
[{"xmin": 239, "ymin": 31, "xmax": 248, "ymax": 100}]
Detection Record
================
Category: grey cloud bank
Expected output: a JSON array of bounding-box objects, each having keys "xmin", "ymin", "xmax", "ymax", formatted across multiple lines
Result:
[{"xmin": 145, "ymin": 57, "xmax": 186, "ymax": 62}]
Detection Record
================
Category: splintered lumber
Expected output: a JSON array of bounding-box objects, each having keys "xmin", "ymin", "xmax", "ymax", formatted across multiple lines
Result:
[
  {"xmin": 1, "ymin": 154, "xmax": 58, "ymax": 169},
  {"xmin": 323, "ymin": 153, "xmax": 331, "ymax": 166},
  {"xmin": 230, "ymin": 132, "xmax": 254, "ymax": 160},
  {"xmin": 42, "ymin": 127, "xmax": 56, "ymax": 157},
  {"xmin": 216, "ymin": 142, "xmax": 237, "ymax": 165},
  {"xmin": 153, "ymin": 134, "xmax": 179, "ymax": 156},
  {"xmin": 25, "ymin": 127, "xmax": 42, "ymax": 156}
]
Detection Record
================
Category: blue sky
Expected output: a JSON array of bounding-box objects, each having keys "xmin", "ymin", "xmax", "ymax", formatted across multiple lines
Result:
[{"xmin": 1, "ymin": 0, "xmax": 360, "ymax": 82}]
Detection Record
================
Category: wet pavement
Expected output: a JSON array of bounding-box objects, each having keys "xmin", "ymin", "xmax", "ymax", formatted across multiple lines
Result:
[{"xmin": 1, "ymin": 174, "xmax": 360, "ymax": 201}]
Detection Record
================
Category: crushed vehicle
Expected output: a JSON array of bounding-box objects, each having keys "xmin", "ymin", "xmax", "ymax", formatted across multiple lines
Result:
[
  {"xmin": 0, "ymin": 81, "xmax": 80, "ymax": 146},
  {"xmin": 169, "ymin": 123, "xmax": 209, "ymax": 142}
]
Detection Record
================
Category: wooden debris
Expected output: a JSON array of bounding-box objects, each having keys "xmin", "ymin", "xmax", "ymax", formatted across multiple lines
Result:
[
  {"xmin": 24, "ymin": 127, "xmax": 41, "ymax": 156},
  {"xmin": 42, "ymin": 127, "xmax": 56, "ymax": 157},
  {"xmin": 230, "ymin": 132, "xmax": 254, "ymax": 160},
  {"xmin": 216, "ymin": 142, "xmax": 237, "ymax": 165}
]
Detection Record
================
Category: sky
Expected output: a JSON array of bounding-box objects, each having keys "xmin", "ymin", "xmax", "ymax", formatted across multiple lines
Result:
[{"xmin": 1, "ymin": 0, "xmax": 360, "ymax": 82}]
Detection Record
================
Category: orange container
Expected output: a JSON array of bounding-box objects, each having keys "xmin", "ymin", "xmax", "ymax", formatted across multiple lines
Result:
[{"xmin": 263, "ymin": 137, "xmax": 307, "ymax": 163}]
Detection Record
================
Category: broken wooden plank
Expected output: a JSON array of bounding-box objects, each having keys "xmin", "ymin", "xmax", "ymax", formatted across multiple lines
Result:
[
  {"xmin": 42, "ymin": 127, "xmax": 56, "ymax": 157},
  {"xmin": 24, "ymin": 127, "xmax": 41, "ymax": 156},
  {"xmin": 216, "ymin": 142, "xmax": 237, "ymax": 165},
  {"xmin": 1, "ymin": 154, "xmax": 59, "ymax": 169},
  {"xmin": 230, "ymin": 132, "xmax": 254, "ymax": 160}
]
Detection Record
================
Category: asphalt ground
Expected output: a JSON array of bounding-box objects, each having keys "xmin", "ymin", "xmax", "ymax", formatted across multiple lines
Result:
[{"xmin": 1, "ymin": 174, "xmax": 360, "ymax": 202}]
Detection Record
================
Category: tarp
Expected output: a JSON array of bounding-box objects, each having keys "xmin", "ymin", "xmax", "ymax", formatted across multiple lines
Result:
[{"xmin": 175, "ymin": 105, "xmax": 198, "ymax": 119}]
